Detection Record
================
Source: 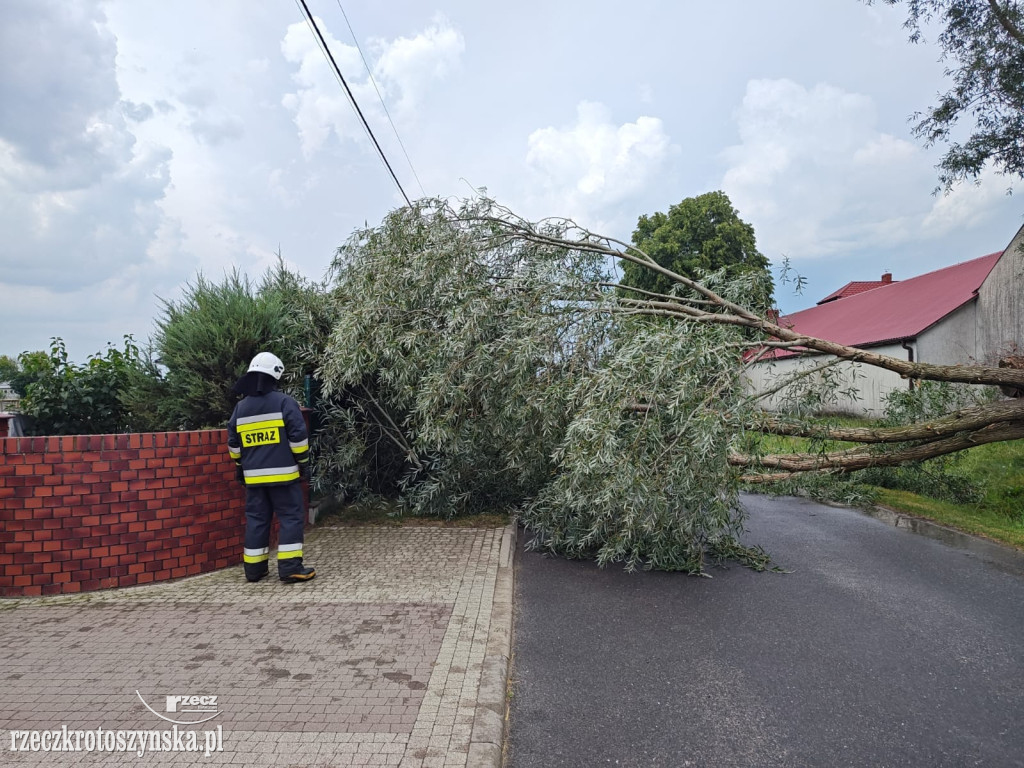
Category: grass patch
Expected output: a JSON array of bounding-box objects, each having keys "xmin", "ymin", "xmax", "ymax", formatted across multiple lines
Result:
[
  {"xmin": 951, "ymin": 439, "xmax": 1024, "ymax": 518},
  {"xmin": 746, "ymin": 416, "xmax": 1024, "ymax": 551},
  {"xmin": 869, "ymin": 438, "xmax": 1024, "ymax": 552},
  {"xmin": 312, "ymin": 495, "xmax": 511, "ymax": 529},
  {"xmin": 873, "ymin": 487, "xmax": 1024, "ymax": 551}
]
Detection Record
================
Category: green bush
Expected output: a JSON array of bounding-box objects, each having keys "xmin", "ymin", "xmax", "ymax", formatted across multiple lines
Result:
[
  {"xmin": 152, "ymin": 267, "xmax": 311, "ymax": 429},
  {"xmin": 20, "ymin": 337, "xmax": 154, "ymax": 435},
  {"xmin": 855, "ymin": 381, "xmax": 993, "ymax": 504}
]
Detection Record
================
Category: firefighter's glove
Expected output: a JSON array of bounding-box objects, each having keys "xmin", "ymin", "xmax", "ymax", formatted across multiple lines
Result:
[{"xmin": 235, "ymin": 464, "xmax": 245, "ymax": 485}]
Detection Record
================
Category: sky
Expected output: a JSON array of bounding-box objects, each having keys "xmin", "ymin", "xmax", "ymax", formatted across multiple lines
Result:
[{"xmin": 1, "ymin": 0, "xmax": 1022, "ymax": 362}]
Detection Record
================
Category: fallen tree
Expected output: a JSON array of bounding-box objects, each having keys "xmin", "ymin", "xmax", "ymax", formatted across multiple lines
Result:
[
  {"xmin": 474, "ymin": 209, "xmax": 1024, "ymax": 480},
  {"xmin": 304, "ymin": 197, "xmax": 1023, "ymax": 573}
]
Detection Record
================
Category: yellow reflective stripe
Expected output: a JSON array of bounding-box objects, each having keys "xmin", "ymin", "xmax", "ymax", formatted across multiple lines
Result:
[
  {"xmin": 243, "ymin": 553, "xmax": 269, "ymax": 563},
  {"xmin": 236, "ymin": 411, "xmax": 284, "ymax": 426},
  {"xmin": 237, "ymin": 418, "xmax": 285, "ymax": 433},
  {"xmin": 244, "ymin": 471, "xmax": 301, "ymax": 485},
  {"xmin": 277, "ymin": 550, "xmax": 303, "ymax": 560},
  {"xmin": 228, "ymin": 447, "xmax": 241, "ymax": 459},
  {"xmin": 289, "ymin": 440, "xmax": 309, "ymax": 454}
]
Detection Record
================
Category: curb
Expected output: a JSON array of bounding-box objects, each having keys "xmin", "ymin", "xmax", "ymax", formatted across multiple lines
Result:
[
  {"xmin": 861, "ymin": 504, "xmax": 1024, "ymax": 574},
  {"xmin": 467, "ymin": 520, "xmax": 516, "ymax": 768}
]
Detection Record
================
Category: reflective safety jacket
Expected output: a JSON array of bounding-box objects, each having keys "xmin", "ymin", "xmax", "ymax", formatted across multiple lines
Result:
[{"xmin": 227, "ymin": 391, "xmax": 309, "ymax": 486}]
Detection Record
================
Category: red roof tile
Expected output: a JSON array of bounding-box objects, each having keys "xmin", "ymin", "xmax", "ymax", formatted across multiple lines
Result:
[
  {"xmin": 817, "ymin": 280, "xmax": 895, "ymax": 304},
  {"xmin": 774, "ymin": 251, "xmax": 1002, "ymax": 355}
]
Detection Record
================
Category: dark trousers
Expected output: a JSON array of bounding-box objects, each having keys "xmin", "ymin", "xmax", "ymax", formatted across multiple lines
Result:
[{"xmin": 243, "ymin": 482, "xmax": 306, "ymax": 578}]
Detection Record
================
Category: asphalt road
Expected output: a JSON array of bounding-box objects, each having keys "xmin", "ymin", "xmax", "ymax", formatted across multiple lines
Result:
[{"xmin": 506, "ymin": 494, "xmax": 1024, "ymax": 768}]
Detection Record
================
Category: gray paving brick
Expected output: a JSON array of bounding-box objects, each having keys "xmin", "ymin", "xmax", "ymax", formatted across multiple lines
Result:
[{"xmin": 0, "ymin": 525, "xmax": 509, "ymax": 767}]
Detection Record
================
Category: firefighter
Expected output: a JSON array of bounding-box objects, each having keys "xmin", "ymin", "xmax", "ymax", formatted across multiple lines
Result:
[{"xmin": 227, "ymin": 352, "xmax": 316, "ymax": 583}]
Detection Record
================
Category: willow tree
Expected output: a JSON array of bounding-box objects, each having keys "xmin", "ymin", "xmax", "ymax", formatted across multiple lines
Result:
[
  {"xmin": 310, "ymin": 197, "xmax": 1024, "ymax": 573},
  {"xmin": 868, "ymin": 0, "xmax": 1024, "ymax": 188}
]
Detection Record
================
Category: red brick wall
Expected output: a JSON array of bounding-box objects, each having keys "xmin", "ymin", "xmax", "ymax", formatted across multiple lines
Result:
[{"xmin": 0, "ymin": 431, "xmax": 246, "ymax": 597}]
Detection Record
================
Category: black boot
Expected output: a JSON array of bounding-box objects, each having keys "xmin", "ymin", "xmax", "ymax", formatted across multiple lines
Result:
[
  {"xmin": 280, "ymin": 565, "xmax": 316, "ymax": 583},
  {"xmin": 245, "ymin": 564, "xmax": 269, "ymax": 583}
]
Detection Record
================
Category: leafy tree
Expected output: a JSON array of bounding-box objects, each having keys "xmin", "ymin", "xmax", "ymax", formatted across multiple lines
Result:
[
  {"xmin": 309, "ymin": 197, "xmax": 1024, "ymax": 572},
  {"xmin": 20, "ymin": 337, "xmax": 155, "ymax": 435},
  {"xmin": 0, "ymin": 355, "xmax": 18, "ymax": 385},
  {"xmin": 314, "ymin": 199, "xmax": 612, "ymax": 520},
  {"xmin": 261, "ymin": 257, "xmax": 335, "ymax": 391},
  {"xmin": 622, "ymin": 191, "xmax": 773, "ymax": 312},
  {"xmin": 2, "ymin": 350, "xmax": 50, "ymax": 397},
  {"xmin": 868, "ymin": 0, "xmax": 1024, "ymax": 188},
  {"xmin": 312, "ymin": 198, "xmax": 774, "ymax": 571},
  {"xmin": 854, "ymin": 381, "xmax": 991, "ymax": 503}
]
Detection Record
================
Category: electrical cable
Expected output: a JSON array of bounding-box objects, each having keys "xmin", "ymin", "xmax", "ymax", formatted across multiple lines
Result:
[
  {"xmin": 293, "ymin": 0, "xmax": 412, "ymax": 207},
  {"xmin": 335, "ymin": 0, "xmax": 427, "ymax": 198}
]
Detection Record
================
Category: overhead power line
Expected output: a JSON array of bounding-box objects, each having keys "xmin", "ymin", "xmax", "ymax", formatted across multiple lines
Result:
[
  {"xmin": 293, "ymin": 0, "xmax": 412, "ymax": 207},
  {"xmin": 335, "ymin": 0, "xmax": 427, "ymax": 198}
]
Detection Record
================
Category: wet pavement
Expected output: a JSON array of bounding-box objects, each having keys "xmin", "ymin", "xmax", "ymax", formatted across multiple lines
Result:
[
  {"xmin": 0, "ymin": 525, "xmax": 515, "ymax": 767},
  {"xmin": 507, "ymin": 494, "xmax": 1024, "ymax": 768}
]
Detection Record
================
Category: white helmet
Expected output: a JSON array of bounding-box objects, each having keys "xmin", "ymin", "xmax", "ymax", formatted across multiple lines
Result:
[{"xmin": 248, "ymin": 352, "xmax": 284, "ymax": 380}]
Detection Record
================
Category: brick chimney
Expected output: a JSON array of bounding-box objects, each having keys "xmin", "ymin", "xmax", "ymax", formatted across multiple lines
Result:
[{"xmin": 881, "ymin": 272, "xmax": 893, "ymax": 284}]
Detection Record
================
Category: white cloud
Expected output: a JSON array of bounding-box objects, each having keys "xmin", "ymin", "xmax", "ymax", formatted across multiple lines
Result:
[
  {"xmin": 372, "ymin": 16, "xmax": 464, "ymax": 112},
  {"xmin": 281, "ymin": 15, "xmax": 464, "ymax": 158},
  {"xmin": 922, "ymin": 165, "xmax": 1010, "ymax": 234},
  {"xmin": 524, "ymin": 101, "xmax": 675, "ymax": 227},
  {"xmin": 0, "ymin": 0, "xmax": 119, "ymax": 172},
  {"xmin": 281, "ymin": 19, "xmax": 367, "ymax": 156},
  {"xmin": 0, "ymin": 0, "xmax": 173, "ymax": 293},
  {"xmin": 189, "ymin": 116, "xmax": 245, "ymax": 146},
  {"xmin": 4, "ymin": 1, "xmax": 1021, "ymax": 359},
  {"xmin": 0, "ymin": 138, "xmax": 172, "ymax": 290},
  {"xmin": 852, "ymin": 134, "xmax": 917, "ymax": 167},
  {"xmin": 722, "ymin": 78, "xmax": 939, "ymax": 260}
]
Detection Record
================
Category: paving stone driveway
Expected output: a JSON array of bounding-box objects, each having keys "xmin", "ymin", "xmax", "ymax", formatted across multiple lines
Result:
[{"xmin": 0, "ymin": 525, "xmax": 514, "ymax": 767}]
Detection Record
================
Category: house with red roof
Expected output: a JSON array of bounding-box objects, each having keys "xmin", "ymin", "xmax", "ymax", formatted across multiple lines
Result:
[{"xmin": 747, "ymin": 223, "xmax": 1024, "ymax": 417}]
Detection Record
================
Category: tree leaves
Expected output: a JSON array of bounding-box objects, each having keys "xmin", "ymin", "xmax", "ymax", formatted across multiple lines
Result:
[
  {"xmin": 872, "ymin": 0, "xmax": 1024, "ymax": 187},
  {"xmin": 307, "ymin": 197, "xmax": 774, "ymax": 572}
]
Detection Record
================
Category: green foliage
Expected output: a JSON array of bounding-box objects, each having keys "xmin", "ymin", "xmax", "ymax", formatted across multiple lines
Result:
[
  {"xmin": 3, "ymin": 350, "xmax": 49, "ymax": 397},
  {"xmin": 525, "ymin": 314, "xmax": 768, "ymax": 571},
  {"xmin": 263, "ymin": 261, "xmax": 331, "ymax": 379},
  {"xmin": 960, "ymin": 439, "xmax": 1024, "ymax": 521},
  {"xmin": 315, "ymin": 198, "xmax": 609, "ymax": 517},
  {"xmin": 10, "ymin": 264, "xmax": 317, "ymax": 435},
  {"xmin": 312, "ymin": 197, "xmax": 775, "ymax": 573},
  {"xmin": 855, "ymin": 381, "xmax": 992, "ymax": 503},
  {"xmin": 0, "ymin": 355, "xmax": 19, "ymax": 386},
  {"xmin": 622, "ymin": 191, "xmax": 774, "ymax": 311},
  {"xmin": 870, "ymin": 0, "xmax": 1024, "ymax": 188},
  {"xmin": 765, "ymin": 382, "xmax": 999, "ymax": 506},
  {"xmin": 118, "ymin": 343, "xmax": 172, "ymax": 433},
  {"xmin": 20, "ymin": 337, "xmax": 154, "ymax": 435},
  {"xmin": 153, "ymin": 269, "xmax": 291, "ymax": 429}
]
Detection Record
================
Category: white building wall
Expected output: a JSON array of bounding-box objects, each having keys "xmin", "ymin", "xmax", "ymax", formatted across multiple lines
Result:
[
  {"xmin": 917, "ymin": 301, "xmax": 979, "ymax": 366},
  {"xmin": 976, "ymin": 224, "xmax": 1024, "ymax": 363},
  {"xmin": 745, "ymin": 343, "xmax": 912, "ymax": 418}
]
